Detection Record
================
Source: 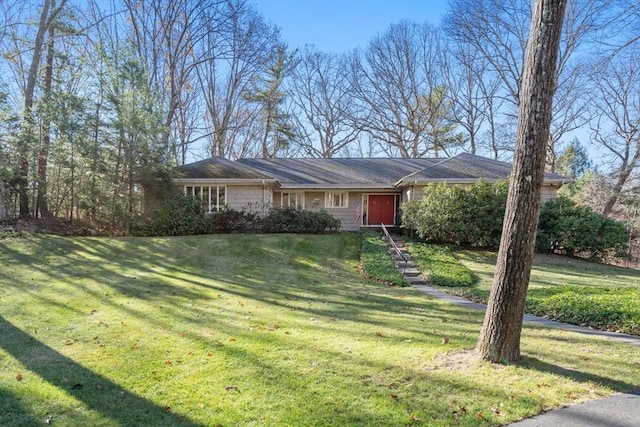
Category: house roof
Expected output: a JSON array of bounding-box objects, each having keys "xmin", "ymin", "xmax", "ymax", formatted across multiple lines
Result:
[
  {"xmin": 397, "ymin": 153, "xmax": 567, "ymax": 185},
  {"xmin": 236, "ymin": 157, "xmax": 440, "ymax": 187},
  {"xmin": 177, "ymin": 157, "xmax": 276, "ymax": 181},
  {"xmin": 176, "ymin": 153, "xmax": 570, "ymax": 188}
]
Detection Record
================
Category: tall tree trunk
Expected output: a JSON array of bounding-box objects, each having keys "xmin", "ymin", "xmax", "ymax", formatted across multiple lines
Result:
[
  {"xmin": 475, "ymin": 0, "xmax": 567, "ymax": 363},
  {"xmin": 18, "ymin": 0, "xmax": 66, "ymax": 219},
  {"xmin": 36, "ymin": 24, "xmax": 55, "ymax": 218}
]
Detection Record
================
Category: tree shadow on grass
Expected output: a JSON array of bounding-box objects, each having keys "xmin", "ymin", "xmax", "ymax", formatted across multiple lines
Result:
[
  {"xmin": 521, "ymin": 356, "xmax": 640, "ymax": 394},
  {"xmin": 0, "ymin": 315, "xmax": 202, "ymax": 427}
]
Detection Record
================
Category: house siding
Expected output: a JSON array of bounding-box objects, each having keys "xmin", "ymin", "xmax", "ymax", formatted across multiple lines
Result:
[
  {"xmin": 227, "ymin": 185, "xmax": 272, "ymax": 214},
  {"xmin": 323, "ymin": 192, "xmax": 363, "ymax": 231},
  {"xmin": 541, "ymin": 185, "xmax": 559, "ymax": 203}
]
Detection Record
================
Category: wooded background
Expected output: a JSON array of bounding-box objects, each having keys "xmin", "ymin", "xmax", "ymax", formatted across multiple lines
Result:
[{"xmin": 0, "ymin": 0, "xmax": 639, "ymax": 231}]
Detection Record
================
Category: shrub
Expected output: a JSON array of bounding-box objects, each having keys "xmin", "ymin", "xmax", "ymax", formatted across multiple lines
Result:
[
  {"xmin": 205, "ymin": 208, "xmax": 263, "ymax": 234},
  {"xmin": 263, "ymin": 207, "xmax": 340, "ymax": 233},
  {"xmin": 405, "ymin": 241, "xmax": 478, "ymax": 287},
  {"xmin": 401, "ymin": 180, "xmax": 507, "ymax": 248},
  {"xmin": 536, "ymin": 197, "xmax": 628, "ymax": 260},
  {"xmin": 134, "ymin": 199, "xmax": 341, "ymax": 236},
  {"xmin": 132, "ymin": 194, "xmax": 207, "ymax": 236},
  {"xmin": 360, "ymin": 231, "xmax": 408, "ymax": 286}
]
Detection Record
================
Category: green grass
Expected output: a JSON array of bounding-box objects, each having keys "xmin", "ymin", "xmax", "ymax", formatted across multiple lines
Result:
[
  {"xmin": 361, "ymin": 230, "xmax": 408, "ymax": 286},
  {"xmin": 405, "ymin": 242, "xmax": 477, "ymax": 287},
  {"xmin": 450, "ymin": 250, "xmax": 640, "ymax": 335},
  {"xmin": 0, "ymin": 234, "xmax": 639, "ymax": 426}
]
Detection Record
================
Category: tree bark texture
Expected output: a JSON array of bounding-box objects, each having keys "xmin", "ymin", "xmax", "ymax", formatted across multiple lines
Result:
[{"xmin": 475, "ymin": 0, "xmax": 567, "ymax": 363}]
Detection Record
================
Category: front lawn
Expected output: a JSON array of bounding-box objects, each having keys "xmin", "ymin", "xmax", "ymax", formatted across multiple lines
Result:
[
  {"xmin": 1, "ymin": 234, "xmax": 639, "ymax": 426},
  {"xmin": 451, "ymin": 250, "xmax": 640, "ymax": 335}
]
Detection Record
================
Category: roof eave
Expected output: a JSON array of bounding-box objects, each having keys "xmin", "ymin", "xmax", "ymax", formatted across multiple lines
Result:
[
  {"xmin": 278, "ymin": 184, "xmax": 398, "ymax": 190},
  {"xmin": 175, "ymin": 178, "xmax": 280, "ymax": 186}
]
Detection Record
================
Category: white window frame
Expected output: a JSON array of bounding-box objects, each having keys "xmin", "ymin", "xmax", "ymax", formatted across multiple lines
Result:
[
  {"xmin": 184, "ymin": 185, "xmax": 226, "ymax": 213},
  {"xmin": 325, "ymin": 191, "xmax": 349, "ymax": 208},
  {"xmin": 282, "ymin": 192, "xmax": 305, "ymax": 209}
]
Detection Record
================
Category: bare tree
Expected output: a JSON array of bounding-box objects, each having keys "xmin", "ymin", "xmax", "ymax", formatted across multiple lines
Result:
[
  {"xmin": 348, "ymin": 21, "xmax": 460, "ymax": 158},
  {"xmin": 589, "ymin": 47, "xmax": 640, "ymax": 216},
  {"xmin": 475, "ymin": 0, "xmax": 567, "ymax": 363},
  {"xmin": 446, "ymin": 42, "xmax": 501, "ymax": 155},
  {"xmin": 288, "ymin": 47, "xmax": 360, "ymax": 158},
  {"xmin": 194, "ymin": 0, "xmax": 281, "ymax": 159},
  {"xmin": 124, "ymin": 0, "xmax": 210, "ymax": 161},
  {"xmin": 445, "ymin": 0, "xmax": 613, "ymax": 167}
]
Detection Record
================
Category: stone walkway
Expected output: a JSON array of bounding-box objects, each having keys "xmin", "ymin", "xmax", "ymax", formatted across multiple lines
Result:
[{"xmin": 382, "ymin": 233, "xmax": 640, "ymax": 426}]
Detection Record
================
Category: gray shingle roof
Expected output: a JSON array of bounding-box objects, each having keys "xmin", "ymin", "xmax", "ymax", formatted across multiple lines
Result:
[
  {"xmin": 237, "ymin": 157, "xmax": 440, "ymax": 186},
  {"xmin": 177, "ymin": 154, "xmax": 570, "ymax": 187},
  {"xmin": 177, "ymin": 157, "xmax": 276, "ymax": 180}
]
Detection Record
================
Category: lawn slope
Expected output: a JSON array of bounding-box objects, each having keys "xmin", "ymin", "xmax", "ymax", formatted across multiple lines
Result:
[{"xmin": 0, "ymin": 234, "xmax": 639, "ymax": 426}]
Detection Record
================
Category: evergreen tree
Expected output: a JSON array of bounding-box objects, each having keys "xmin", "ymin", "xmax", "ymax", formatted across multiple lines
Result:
[{"xmin": 244, "ymin": 46, "xmax": 297, "ymax": 158}]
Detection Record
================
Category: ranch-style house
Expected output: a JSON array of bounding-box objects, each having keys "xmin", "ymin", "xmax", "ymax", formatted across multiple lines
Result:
[{"xmin": 175, "ymin": 153, "xmax": 568, "ymax": 231}]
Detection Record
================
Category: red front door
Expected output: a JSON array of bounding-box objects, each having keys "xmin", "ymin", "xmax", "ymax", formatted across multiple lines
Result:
[{"xmin": 368, "ymin": 195, "xmax": 396, "ymax": 225}]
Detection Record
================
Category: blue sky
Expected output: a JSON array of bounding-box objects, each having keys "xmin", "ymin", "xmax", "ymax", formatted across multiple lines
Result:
[{"xmin": 252, "ymin": 0, "xmax": 449, "ymax": 53}]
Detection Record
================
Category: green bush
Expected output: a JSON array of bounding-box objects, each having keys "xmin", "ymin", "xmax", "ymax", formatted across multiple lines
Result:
[
  {"xmin": 360, "ymin": 231, "xmax": 408, "ymax": 286},
  {"xmin": 263, "ymin": 207, "xmax": 340, "ymax": 233},
  {"xmin": 401, "ymin": 180, "xmax": 507, "ymax": 248},
  {"xmin": 406, "ymin": 241, "xmax": 478, "ymax": 287},
  {"xmin": 402, "ymin": 182, "xmax": 627, "ymax": 259},
  {"xmin": 133, "ymin": 199, "xmax": 341, "ymax": 236},
  {"xmin": 205, "ymin": 208, "xmax": 263, "ymax": 233},
  {"xmin": 536, "ymin": 197, "xmax": 628, "ymax": 259},
  {"xmin": 132, "ymin": 194, "xmax": 207, "ymax": 236}
]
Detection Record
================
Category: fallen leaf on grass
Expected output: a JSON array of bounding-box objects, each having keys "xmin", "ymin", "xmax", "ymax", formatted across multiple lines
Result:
[
  {"xmin": 15, "ymin": 373, "xmax": 23, "ymax": 381},
  {"xmin": 224, "ymin": 385, "xmax": 239, "ymax": 392},
  {"xmin": 452, "ymin": 406, "xmax": 467, "ymax": 417},
  {"xmin": 64, "ymin": 339, "xmax": 75, "ymax": 346},
  {"xmin": 375, "ymin": 332, "xmax": 385, "ymax": 337}
]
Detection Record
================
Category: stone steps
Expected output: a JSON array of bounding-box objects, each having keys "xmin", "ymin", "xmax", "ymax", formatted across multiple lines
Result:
[{"xmin": 383, "ymin": 233, "xmax": 427, "ymax": 285}]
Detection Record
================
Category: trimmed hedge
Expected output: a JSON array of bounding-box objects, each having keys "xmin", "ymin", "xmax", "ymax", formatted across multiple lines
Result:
[
  {"xmin": 132, "ymin": 196, "xmax": 341, "ymax": 236},
  {"xmin": 263, "ymin": 207, "xmax": 340, "ymax": 233},
  {"xmin": 360, "ymin": 231, "xmax": 408, "ymax": 287},
  {"xmin": 405, "ymin": 241, "xmax": 478, "ymax": 287}
]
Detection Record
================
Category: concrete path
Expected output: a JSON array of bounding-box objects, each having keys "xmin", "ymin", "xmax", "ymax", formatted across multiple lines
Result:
[
  {"xmin": 508, "ymin": 390, "xmax": 640, "ymax": 427},
  {"xmin": 382, "ymin": 234, "xmax": 640, "ymax": 426}
]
